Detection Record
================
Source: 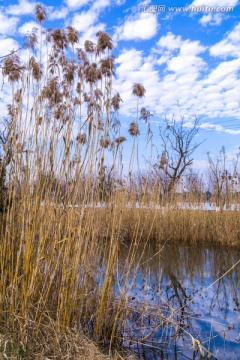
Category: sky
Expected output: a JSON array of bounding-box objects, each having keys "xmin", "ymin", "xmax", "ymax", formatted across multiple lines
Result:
[{"xmin": 0, "ymin": 0, "xmax": 240, "ymax": 173}]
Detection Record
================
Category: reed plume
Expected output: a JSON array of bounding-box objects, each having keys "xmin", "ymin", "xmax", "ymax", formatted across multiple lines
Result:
[
  {"xmin": 128, "ymin": 122, "xmax": 140, "ymax": 137},
  {"xmin": 35, "ymin": 3, "xmax": 46, "ymax": 22},
  {"xmin": 132, "ymin": 83, "xmax": 146, "ymax": 98}
]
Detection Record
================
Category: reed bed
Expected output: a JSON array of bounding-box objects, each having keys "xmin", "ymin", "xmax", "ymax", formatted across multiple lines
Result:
[
  {"xmin": 0, "ymin": 4, "xmax": 239, "ymax": 359},
  {"xmin": 118, "ymin": 207, "xmax": 240, "ymax": 246}
]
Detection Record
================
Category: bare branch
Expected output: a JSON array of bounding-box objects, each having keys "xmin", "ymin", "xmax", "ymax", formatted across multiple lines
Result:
[{"xmin": 157, "ymin": 117, "xmax": 204, "ymax": 193}]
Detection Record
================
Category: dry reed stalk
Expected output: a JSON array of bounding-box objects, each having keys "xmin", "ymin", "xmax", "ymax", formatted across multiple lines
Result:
[{"xmin": 0, "ymin": 6, "xmax": 239, "ymax": 360}]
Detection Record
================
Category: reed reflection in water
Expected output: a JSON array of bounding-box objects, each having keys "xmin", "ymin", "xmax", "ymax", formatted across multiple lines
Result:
[{"xmin": 117, "ymin": 242, "xmax": 240, "ymax": 359}]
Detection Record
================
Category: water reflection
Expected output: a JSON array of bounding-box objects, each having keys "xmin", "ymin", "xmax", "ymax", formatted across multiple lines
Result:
[{"xmin": 117, "ymin": 242, "xmax": 240, "ymax": 359}]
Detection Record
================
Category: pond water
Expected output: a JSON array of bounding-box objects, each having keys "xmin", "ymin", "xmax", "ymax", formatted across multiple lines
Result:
[{"xmin": 118, "ymin": 242, "xmax": 240, "ymax": 359}]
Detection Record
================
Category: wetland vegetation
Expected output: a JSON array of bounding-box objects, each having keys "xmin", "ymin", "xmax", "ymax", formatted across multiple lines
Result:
[{"xmin": 0, "ymin": 4, "xmax": 239, "ymax": 359}]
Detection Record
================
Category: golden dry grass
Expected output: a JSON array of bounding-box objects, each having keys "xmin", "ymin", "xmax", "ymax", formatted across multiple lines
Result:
[
  {"xmin": 0, "ymin": 325, "xmax": 134, "ymax": 359},
  {"xmin": 0, "ymin": 5, "xmax": 239, "ymax": 359}
]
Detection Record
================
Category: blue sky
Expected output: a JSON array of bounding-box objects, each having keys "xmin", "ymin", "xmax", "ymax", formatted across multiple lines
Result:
[{"xmin": 0, "ymin": 0, "xmax": 240, "ymax": 172}]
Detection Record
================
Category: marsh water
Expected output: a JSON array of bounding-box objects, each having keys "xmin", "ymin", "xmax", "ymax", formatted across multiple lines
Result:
[{"xmin": 118, "ymin": 242, "xmax": 240, "ymax": 359}]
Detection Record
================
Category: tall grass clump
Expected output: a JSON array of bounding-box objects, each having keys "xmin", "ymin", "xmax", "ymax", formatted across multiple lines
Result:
[
  {"xmin": 0, "ymin": 5, "xmax": 167, "ymax": 358},
  {"xmin": 0, "ymin": 7, "xmax": 118, "ymax": 358},
  {"xmin": 0, "ymin": 4, "xmax": 239, "ymax": 359}
]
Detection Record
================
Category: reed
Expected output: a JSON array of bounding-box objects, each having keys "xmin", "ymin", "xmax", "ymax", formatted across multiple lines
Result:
[{"xmin": 0, "ymin": 5, "xmax": 239, "ymax": 359}]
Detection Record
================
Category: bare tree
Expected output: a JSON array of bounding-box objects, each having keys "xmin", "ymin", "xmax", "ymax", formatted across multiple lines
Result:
[
  {"xmin": 207, "ymin": 147, "xmax": 226, "ymax": 207},
  {"xmin": 207, "ymin": 146, "xmax": 240, "ymax": 207},
  {"xmin": 157, "ymin": 117, "xmax": 203, "ymax": 194}
]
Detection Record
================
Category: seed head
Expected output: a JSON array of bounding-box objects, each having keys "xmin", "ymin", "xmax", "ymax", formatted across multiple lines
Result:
[
  {"xmin": 100, "ymin": 136, "xmax": 111, "ymax": 148},
  {"xmin": 3, "ymin": 54, "xmax": 23, "ymax": 83},
  {"xmin": 14, "ymin": 89, "xmax": 22, "ymax": 103},
  {"xmin": 88, "ymin": 101, "xmax": 101, "ymax": 114},
  {"xmin": 55, "ymin": 104, "xmax": 67, "ymax": 120},
  {"xmin": 76, "ymin": 82, "xmax": 82, "ymax": 94},
  {"xmin": 128, "ymin": 122, "xmax": 140, "ymax": 137},
  {"xmin": 83, "ymin": 92, "xmax": 90, "ymax": 103},
  {"xmin": 63, "ymin": 62, "xmax": 76, "ymax": 84},
  {"xmin": 35, "ymin": 4, "xmax": 46, "ymax": 23},
  {"xmin": 97, "ymin": 119, "xmax": 104, "ymax": 130},
  {"xmin": 76, "ymin": 133, "xmax": 87, "ymax": 144},
  {"xmin": 140, "ymin": 107, "xmax": 153, "ymax": 123},
  {"xmin": 111, "ymin": 93, "xmax": 122, "ymax": 111},
  {"xmin": 73, "ymin": 97, "xmax": 81, "ymax": 105},
  {"xmin": 7, "ymin": 104, "xmax": 15, "ymax": 118},
  {"xmin": 161, "ymin": 152, "xmax": 167, "ymax": 165},
  {"xmin": 29, "ymin": 56, "xmax": 42, "ymax": 80},
  {"xmin": 77, "ymin": 48, "xmax": 87, "ymax": 62},
  {"xmin": 51, "ymin": 29, "xmax": 67, "ymax": 50},
  {"xmin": 96, "ymin": 31, "xmax": 113, "ymax": 54},
  {"xmin": 132, "ymin": 83, "xmax": 146, "ymax": 98},
  {"xmin": 115, "ymin": 136, "xmax": 126, "ymax": 145},
  {"xmin": 24, "ymin": 27, "xmax": 38, "ymax": 50},
  {"xmin": 100, "ymin": 56, "xmax": 115, "ymax": 77},
  {"xmin": 45, "ymin": 28, "xmax": 52, "ymax": 43},
  {"xmin": 159, "ymin": 152, "xmax": 167, "ymax": 168},
  {"xmin": 66, "ymin": 26, "xmax": 79, "ymax": 45},
  {"xmin": 84, "ymin": 63, "xmax": 102, "ymax": 84},
  {"xmin": 42, "ymin": 77, "xmax": 62, "ymax": 104},
  {"xmin": 94, "ymin": 88, "xmax": 103, "ymax": 100},
  {"xmin": 84, "ymin": 40, "xmax": 95, "ymax": 53}
]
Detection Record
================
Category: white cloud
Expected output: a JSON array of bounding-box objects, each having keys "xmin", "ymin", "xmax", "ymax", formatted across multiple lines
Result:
[
  {"xmin": 206, "ymin": 58, "xmax": 240, "ymax": 83},
  {"xmin": 6, "ymin": 0, "xmax": 35, "ymax": 16},
  {"xmin": 66, "ymin": 0, "xmax": 91, "ymax": 9},
  {"xmin": 113, "ymin": 29, "xmax": 240, "ymax": 122},
  {"xmin": 114, "ymin": 11, "xmax": 158, "ymax": 41},
  {"xmin": 199, "ymin": 13, "xmax": 224, "ymax": 26},
  {"xmin": 156, "ymin": 33, "xmax": 206, "ymax": 75},
  {"xmin": 70, "ymin": 0, "xmax": 113, "ymax": 46},
  {"xmin": 115, "ymin": 48, "xmax": 143, "ymax": 74},
  {"xmin": 69, "ymin": 0, "xmax": 125, "ymax": 45},
  {"xmin": 18, "ymin": 21, "xmax": 40, "ymax": 35},
  {"xmin": 92, "ymin": 0, "xmax": 110, "ymax": 11},
  {"xmin": 199, "ymin": 14, "xmax": 212, "ymax": 25},
  {"xmin": 1, "ymin": 0, "xmax": 239, "ymax": 137},
  {"xmin": 157, "ymin": 32, "xmax": 182, "ymax": 51},
  {"xmin": 48, "ymin": 7, "xmax": 69, "ymax": 20},
  {"xmin": 0, "ymin": 13, "xmax": 19, "ymax": 35},
  {"xmin": 67, "ymin": 0, "xmax": 123, "ymax": 11},
  {"xmin": 71, "ymin": 10, "xmax": 98, "ymax": 32},
  {"xmin": 0, "ymin": 37, "xmax": 19, "ymax": 57},
  {"xmin": 199, "ymin": 122, "xmax": 240, "ymax": 135},
  {"xmin": 167, "ymin": 55, "xmax": 205, "ymax": 73},
  {"xmin": 225, "ymin": 129, "xmax": 240, "ymax": 134},
  {"xmin": 114, "ymin": 48, "xmax": 161, "ymax": 115},
  {"xmin": 228, "ymin": 23, "xmax": 240, "ymax": 41},
  {"xmin": 210, "ymin": 23, "xmax": 240, "ymax": 57},
  {"xmin": 78, "ymin": 23, "xmax": 105, "ymax": 46},
  {"xmin": 156, "ymin": 55, "xmax": 169, "ymax": 65},
  {"xmin": 190, "ymin": 0, "xmax": 237, "ymax": 26},
  {"xmin": 180, "ymin": 40, "xmax": 206, "ymax": 55}
]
